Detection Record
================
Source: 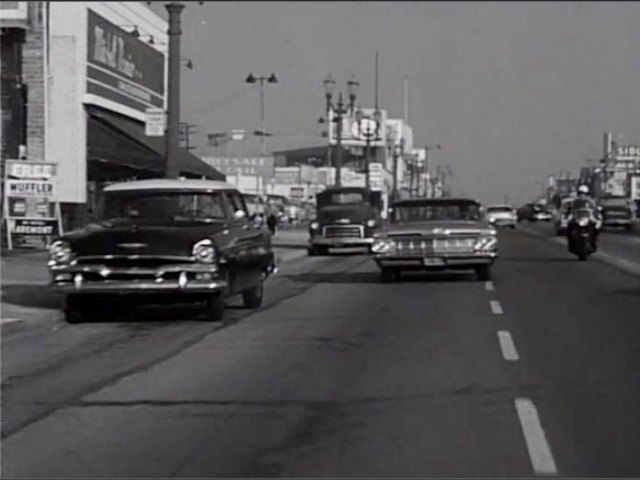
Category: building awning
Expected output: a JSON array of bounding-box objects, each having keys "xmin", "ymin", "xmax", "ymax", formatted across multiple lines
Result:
[{"xmin": 86, "ymin": 106, "xmax": 225, "ymax": 180}]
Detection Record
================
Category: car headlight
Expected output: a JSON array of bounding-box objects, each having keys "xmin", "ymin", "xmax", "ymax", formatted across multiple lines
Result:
[
  {"xmin": 48, "ymin": 240, "xmax": 73, "ymax": 265},
  {"xmin": 577, "ymin": 217, "xmax": 590, "ymax": 227},
  {"xmin": 192, "ymin": 239, "xmax": 216, "ymax": 264},
  {"xmin": 488, "ymin": 217, "xmax": 496, "ymax": 223},
  {"xmin": 310, "ymin": 221, "xmax": 320, "ymax": 231},
  {"xmin": 366, "ymin": 219, "xmax": 377, "ymax": 228},
  {"xmin": 371, "ymin": 238, "xmax": 395, "ymax": 254},
  {"xmin": 474, "ymin": 236, "xmax": 498, "ymax": 251}
]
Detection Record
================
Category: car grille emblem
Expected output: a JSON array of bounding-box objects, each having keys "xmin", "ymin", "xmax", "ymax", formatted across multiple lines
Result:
[{"xmin": 117, "ymin": 243, "xmax": 148, "ymax": 250}]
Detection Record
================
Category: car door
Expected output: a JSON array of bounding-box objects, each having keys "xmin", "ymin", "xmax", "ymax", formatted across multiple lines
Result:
[{"xmin": 223, "ymin": 190, "xmax": 266, "ymax": 292}]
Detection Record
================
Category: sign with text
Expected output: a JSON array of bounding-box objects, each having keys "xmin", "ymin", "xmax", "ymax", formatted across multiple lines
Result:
[
  {"xmin": 615, "ymin": 145, "xmax": 640, "ymax": 158},
  {"xmin": 145, "ymin": 108, "xmax": 165, "ymax": 136},
  {"xmin": 368, "ymin": 162, "xmax": 384, "ymax": 191},
  {"xmin": 328, "ymin": 107, "xmax": 388, "ymax": 148},
  {"xmin": 86, "ymin": 9, "xmax": 165, "ymax": 114},
  {"xmin": 7, "ymin": 180, "xmax": 56, "ymax": 198},
  {"xmin": 201, "ymin": 156, "xmax": 275, "ymax": 178},
  {"xmin": 10, "ymin": 218, "xmax": 59, "ymax": 236}
]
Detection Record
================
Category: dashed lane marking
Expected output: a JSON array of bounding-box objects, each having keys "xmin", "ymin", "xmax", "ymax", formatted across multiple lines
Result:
[
  {"xmin": 515, "ymin": 398, "xmax": 559, "ymax": 476},
  {"xmin": 497, "ymin": 330, "xmax": 519, "ymax": 361},
  {"xmin": 485, "ymin": 281, "xmax": 495, "ymax": 291},
  {"xmin": 490, "ymin": 300, "xmax": 504, "ymax": 315}
]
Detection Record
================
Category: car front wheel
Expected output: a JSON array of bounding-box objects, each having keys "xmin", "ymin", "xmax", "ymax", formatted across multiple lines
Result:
[
  {"xmin": 242, "ymin": 277, "xmax": 264, "ymax": 309},
  {"xmin": 64, "ymin": 295, "xmax": 89, "ymax": 324},
  {"xmin": 475, "ymin": 265, "xmax": 491, "ymax": 281}
]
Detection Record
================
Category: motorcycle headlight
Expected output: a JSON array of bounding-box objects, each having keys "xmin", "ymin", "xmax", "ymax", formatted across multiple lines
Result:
[
  {"xmin": 192, "ymin": 239, "xmax": 216, "ymax": 264},
  {"xmin": 366, "ymin": 219, "xmax": 377, "ymax": 228},
  {"xmin": 371, "ymin": 238, "xmax": 395, "ymax": 254},
  {"xmin": 48, "ymin": 240, "xmax": 73, "ymax": 265},
  {"xmin": 577, "ymin": 217, "xmax": 590, "ymax": 227},
  {"xmin": 474, "ymin": 236, "xmax": 498, "ymax": 251},
  {"xmin": 310, "ymin": 221, "xmax": 320, "ymax": 231}
]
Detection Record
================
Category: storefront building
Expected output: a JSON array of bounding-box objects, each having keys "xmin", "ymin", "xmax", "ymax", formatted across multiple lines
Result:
[{"xmin": 45, "ymin": 2, "xmax": 223, "ymax": 231}]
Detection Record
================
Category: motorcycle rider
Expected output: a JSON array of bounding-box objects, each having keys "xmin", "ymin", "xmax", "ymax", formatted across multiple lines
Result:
[{"xmin": 566, "ymin": 185, "xmax": 600, "ymax": 251}]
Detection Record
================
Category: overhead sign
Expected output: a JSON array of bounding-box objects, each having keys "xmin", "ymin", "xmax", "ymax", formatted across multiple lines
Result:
[
  {"xmin": 201, "ymin": 156, "xmax": 275, "ymax": 177},
  {"xmin": 144, "ymin": 108, "xmax": 165, "ymax": 136},
  {"xmin": 615, "ymin": 145, "xmax": 640, "ymax": 158},
  {"xmin": 86, "ymin": 9, "xmax": 165, "ymax": 114},
  {"xmin": 329, "ymin": 107, "xmax": 388, "ymax": 148},
  {"xmin": 7, "ymin": 180, "xmax": 56, "ymax": 198},
  {"xmin": 6, "ymin": 162, "xmax": 56, "ymax": 179}
]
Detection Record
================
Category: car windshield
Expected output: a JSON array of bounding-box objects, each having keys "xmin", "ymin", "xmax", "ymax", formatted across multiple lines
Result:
[
  {"xmin": 487, "ymin": 206, "xmax": 514, "ymax": 213},
  {"xmin": 101, "ymin": 190, "xmax": 229, "ymax": 224},
  {"xmin": 392, "ymin": 202, "xmax": 481, "ymax": 223},
  {"xmin": 328, "ymin": 192, "xmax": 366, "ymax": 205}
]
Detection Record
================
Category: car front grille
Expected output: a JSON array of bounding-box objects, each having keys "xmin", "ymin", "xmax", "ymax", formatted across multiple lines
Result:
[
  {"xmin": 323, "ymin": 225, "xmax": 364, "ymax": 238},
  {"xmin": 74, "ymin": 256, "xmax": 193, "ymax": 269},
  {"xmin": 391, "ymin": 236, "xmax": 477, "ymax": 255}
]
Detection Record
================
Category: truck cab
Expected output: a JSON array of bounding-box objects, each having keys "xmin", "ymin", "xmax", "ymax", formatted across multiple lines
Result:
[{"xmin": 308, "ymin": 187, "xmax": 382, "ymax": 255}]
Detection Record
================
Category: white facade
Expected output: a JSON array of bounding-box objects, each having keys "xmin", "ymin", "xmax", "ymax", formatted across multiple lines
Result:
[{"xmin": 46, "ymin": 2, "xmax": 167, "ymax": 203}]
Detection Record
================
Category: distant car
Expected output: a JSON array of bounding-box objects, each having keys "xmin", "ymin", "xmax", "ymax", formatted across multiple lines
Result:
[
  {"xmin": 532, "ymin": 205, "xmax": 553, "ymax": 222},
  {"xmin": 485, "ymin": 205, "xmax": 517, "ymax": 229},
  {"xmin": 371, "ymin": 197, "xmax": 498, "ymax": 282},
  {"xmin": 599, "ymin": 196, "xmax": 635, "ymax": 232},
  {"xmin": 48, "ymin": 179, "xmax": 276, "ymax": 324}
]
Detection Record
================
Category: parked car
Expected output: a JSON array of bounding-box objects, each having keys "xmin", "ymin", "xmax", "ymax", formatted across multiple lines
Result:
[
  {"xmin": 308, "ymin": 187, "xmax": 382, "ymax": 255},
  {"xmin": 485, "ymin": 205, "xmax": 517, "ymax": 228},
  {"xmin": 371, "ymin": 197, "xmax": 498, "ymax": 282},
  {"xmin": 48, "ymin": 179, "xmax": 276, "ymax": 324},
  {"xmin": 599, "ymin": 196, "xmax": 635, "ymax": 232},
  {"xmin": 532, "ymin": 205, "xmax": 553, "ymax": 222}
]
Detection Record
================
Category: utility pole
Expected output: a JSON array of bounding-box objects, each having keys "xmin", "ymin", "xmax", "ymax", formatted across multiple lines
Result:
[
  {"xmin": 180, "ymin": 122, "xmax": 198, "ymax": 151},
  {"xmin": 165, "ymin": 1, "xmax": 184, "ymax": 178}
]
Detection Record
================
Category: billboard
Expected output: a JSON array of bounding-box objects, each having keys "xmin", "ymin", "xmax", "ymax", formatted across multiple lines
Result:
[
  {"xmin": 86, "ymin": 9, "xmax": 165, "ymax": 114},
  {"xmin": 328, "ymin": 107, "xmax": 388, "ymax": 148},
  {"xmin": 201, "ymin": 156, "xmax": 275, "ymax": 178}
]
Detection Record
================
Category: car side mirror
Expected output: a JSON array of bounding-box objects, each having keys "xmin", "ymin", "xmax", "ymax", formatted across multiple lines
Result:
[{"xmin": 233, "ymin": 210, "xmax": 247, "ymax": 220}]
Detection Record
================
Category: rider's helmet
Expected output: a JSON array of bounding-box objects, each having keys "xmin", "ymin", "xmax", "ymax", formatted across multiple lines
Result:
[{"xmin": 577, "ymin": 185, "xmax": 589, "ymax": 195}]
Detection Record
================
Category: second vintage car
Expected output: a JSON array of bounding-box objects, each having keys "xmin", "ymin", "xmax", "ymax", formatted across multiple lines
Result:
[
  {"xmin": 48, "ymin": 179, "xmax": 276, "ymax": 324},
  {"xmin": 485, "ymin": 204, "xmax": 517, "ymax": 228},
  {"xmin": 371, "ymin": 197, "xmax": 498, "ymax": 282}
]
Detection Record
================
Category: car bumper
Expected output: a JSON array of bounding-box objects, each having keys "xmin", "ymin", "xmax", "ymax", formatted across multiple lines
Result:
[
  {"xmin": 374, "ymin": 253, "xmax": 497, "ymax": 270},
  {"xmin": 489, "ymin": 219, "xmax": 516, "ymax": 226},
  {"xmin": 310, "ymin": 237, "xmax": 375, "ymax": 248},
  {"xmin": 602, "ymin": 219, "xmax": 632, "ymax": 226},
  {"xmin": 49, "ymin": 264, "xmax": 228, "ymax": 295}
]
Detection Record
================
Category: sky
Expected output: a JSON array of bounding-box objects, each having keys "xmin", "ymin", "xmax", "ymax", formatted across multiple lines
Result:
[{"xmin": 149, "ymin": 1, "xmax": 640, "ymax": 206}]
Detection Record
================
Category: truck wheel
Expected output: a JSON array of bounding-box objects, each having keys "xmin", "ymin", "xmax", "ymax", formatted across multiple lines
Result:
[
  {"xmin": 205, "ymin": 294, "xmax": 225, "ymax": 322},
  {"xmin": 242, "ymin": 277, "xmax": 264, "ymax": 309},
  {"xmin": 64, "ymin": 295, "xmax": 89, "ymax": 324},
  {"xmin": 475, "ymin": 266, "xmax": 491, "ymax": 281},
  {"xmin": 381, "ymin": 269, "xmax": 399, "ymax": 283}
]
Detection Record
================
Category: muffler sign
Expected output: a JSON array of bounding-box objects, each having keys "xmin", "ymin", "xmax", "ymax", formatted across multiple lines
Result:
[
  {"xmin": 11, "ymin": 219, "xmax": 58, "ymax": 236},
  {"xmin": 7, "ymin": 180, "xmax": 56, "ymax": 198}
]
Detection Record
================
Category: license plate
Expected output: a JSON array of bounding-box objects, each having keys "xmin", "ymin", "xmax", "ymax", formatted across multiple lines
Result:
[{"xmin": 423, "ymin": 258, "xmax": 445, "ymax": 266}]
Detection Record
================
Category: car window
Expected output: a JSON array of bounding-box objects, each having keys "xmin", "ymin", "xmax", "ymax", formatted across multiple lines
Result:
[{"xmin": 224, "ymin": 191, "xmax": 248, "ymax": 218}]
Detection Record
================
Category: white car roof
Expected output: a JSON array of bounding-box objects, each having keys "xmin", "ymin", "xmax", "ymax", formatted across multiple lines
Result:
[{"xmin": 104, "ymin": 178, "xmax": 237, "ymax": 193}]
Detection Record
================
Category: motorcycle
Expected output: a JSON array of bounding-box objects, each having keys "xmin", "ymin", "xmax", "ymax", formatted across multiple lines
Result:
[{"xmin": 566, "ymin": 208, "xmax": 600, "ymax": 261}]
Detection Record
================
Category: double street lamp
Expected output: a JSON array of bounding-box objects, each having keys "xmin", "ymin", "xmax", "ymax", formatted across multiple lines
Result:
[
  {"xmin": 245, "ymin": 73, "xmax": 278, "ymax": 156},
  {"xmin": 320, "ymin": 74, "xmax": 359, "ymax": 187}
]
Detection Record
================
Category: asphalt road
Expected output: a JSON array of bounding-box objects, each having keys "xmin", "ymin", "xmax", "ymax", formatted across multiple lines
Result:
[{"xmin": 2, "ymin": 227, "xmax": 639, "ymax": 477}]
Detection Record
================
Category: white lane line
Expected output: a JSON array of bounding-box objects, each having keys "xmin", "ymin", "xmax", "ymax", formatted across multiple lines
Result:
[
  {"xmin": 497, "ymin": 330, "xmax": 519, "ymax": 361},
  {"xmin": 515, "ymin": 398, "xmax": 559, "ymax": 476},
  {"xmin": 0, "ymin": 318, "xmax": 22, "ymax": 325},
  {"xmin": 485, "ymin": 281, "xmax": 495, "ymax": 291},
  {"xmin": 490, "ymin": 300, "xmax": 504, "ymax": 315}
]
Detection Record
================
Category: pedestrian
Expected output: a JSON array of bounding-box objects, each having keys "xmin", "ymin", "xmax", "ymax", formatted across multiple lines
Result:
[{"xmin": 267, "ymin": 213, "xmax": 277, "ymax": 236}]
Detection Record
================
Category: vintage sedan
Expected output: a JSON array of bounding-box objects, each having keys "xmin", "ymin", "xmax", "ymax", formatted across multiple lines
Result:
[
  {"xmin": 371, "ymin": 198, "xmax": 498, "ymax": 282},
  {"xmin": 485, "ymin": 204, "xmax": 517, "ymax": 228},
  {"xmin": 48, "ymin": 179, "xmax": 276, "ymax": 324}
]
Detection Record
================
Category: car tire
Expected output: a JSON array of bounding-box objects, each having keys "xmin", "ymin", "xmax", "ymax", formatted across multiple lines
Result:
[
  {"xmin": 475, "ymin": 266, "xmax": 491, "ymax": 281},
  {"xmin": 205, "ymin": 294, "xmax": 225, "ymax": 322},
  {"xmin": 624, "ymin": 225, "xmax": 633, "ymax": 233},
  {"xmin": 308, "ymin": 246, "xmax": 321, "ymax": 256},
  {"xmin": 381, "ymin": 268, "xmax": 399, "ymax": 283},
  {"xmin": 510, "ymin": 225, "xmax": 516, "ymax": 229},
  {"xmin": 242, "ymin": 277, "xmax": 264, "ymax": 309},
  {"xmin": 64, "ymin": 295, "xmax": 88, "ymax": 324}
]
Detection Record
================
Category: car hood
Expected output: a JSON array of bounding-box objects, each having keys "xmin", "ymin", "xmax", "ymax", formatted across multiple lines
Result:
[
  {"xmin": 317, "ymin": 205, "xmax": 376, "ymax": 224},
  {"xmin": 62, "ymin": 219, "xmax": 229, "ymax": 257},
  {"xmin": 381, "ymin": 220, "xmax": 494, "ymax": 237}
]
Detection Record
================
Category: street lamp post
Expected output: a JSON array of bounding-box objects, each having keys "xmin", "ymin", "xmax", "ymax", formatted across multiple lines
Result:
[
  {"xmin": 423, "ymin": 144, "xmax": 441, "ymax": 197},
  {"xmin": 164, "ymin": 1, "xmax": 185, "ymax": 178},
  {"xmin": 354, "ymin": 108, "xmax": 382, "ymax": 190},
  {"xmin": 322, "ymin": 74, "xmax": 358, "ymax": 187},
  {"xmin": 392, "ymin": 138, "xmax": 405, "ymax": 202},
  {"xmin": 245, "ymin": 73, "xmax": 278, "ymax": 156}
]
